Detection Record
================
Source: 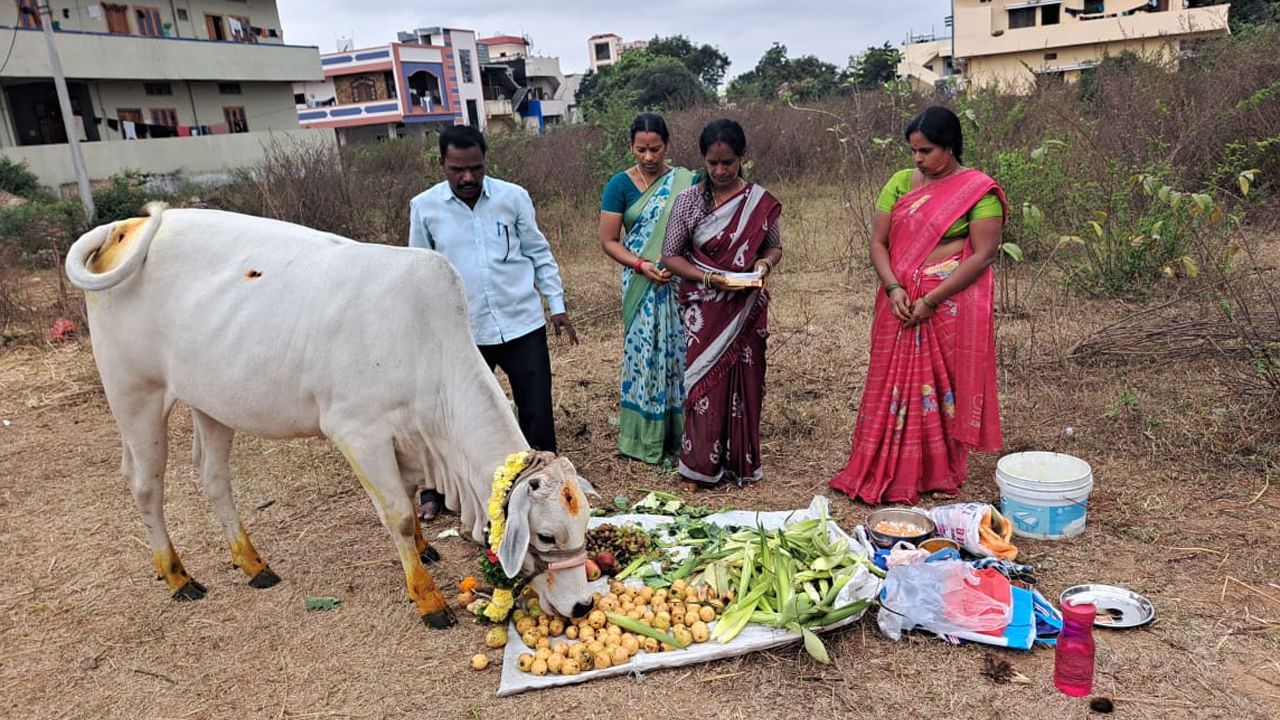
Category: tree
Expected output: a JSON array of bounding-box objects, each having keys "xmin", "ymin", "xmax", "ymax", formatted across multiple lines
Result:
[
  {"xmin": 575, "ymin": 37, "xmax": 720, "ymax": 118},
  {"xmin": 1224, "ymin": 0, "xmax": 1278, "ymax": 30},
  {"xmin": 645, "ymin": 35, "xmax": 731, "ymax": 90},
  {"xmin": 575, "ymin": 51, "xmax": 709, "ymax": 118},
  {"xmin": 726, "ymin": 43, "xmax": 840, "ymax": 103},
  {"xmin": 842, "ymin": 42, "xmax": 902, "ymax": 91}
]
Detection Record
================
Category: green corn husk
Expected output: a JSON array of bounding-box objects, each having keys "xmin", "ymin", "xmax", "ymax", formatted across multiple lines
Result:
[{"xmin": 606, "ymin": 612, "xmax": 687, "ymax": 650}]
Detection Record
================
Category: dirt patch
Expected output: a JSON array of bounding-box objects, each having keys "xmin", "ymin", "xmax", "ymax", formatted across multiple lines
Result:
[{"xmin": 1, "ymin": 189, "xmax": 1277, "ymax": 719}]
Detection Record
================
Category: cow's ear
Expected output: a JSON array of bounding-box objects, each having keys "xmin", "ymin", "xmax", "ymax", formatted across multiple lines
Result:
[
  {"xmin": 497, "ymin": 481, "xmax": 532, "ymax": 579},
  {"xmin": 577, "ymin": 476, "xmax": 599, "ymax": 499}
]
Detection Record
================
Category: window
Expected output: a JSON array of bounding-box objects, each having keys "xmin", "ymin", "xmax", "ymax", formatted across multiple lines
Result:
[
  {"xmin": 594, "ymin": 42, "xmax": 611, "ymax": 61},
  {"xmin": 458, "ymin": 49, "xmax": 474, "ymax": 83},
  {"xmin": 1042, "ymin": 4, "xmax": 1061, "ymax": 25},
  {"xmin": 16, "ymin": 0, "xmax": 40, "ymax": 29},
  {"xmin": 176, "ymin": 8, "xmax": 188, "ymax": 21},
  {"xmin": 293, "ymin": 92, "xmax": 305, "ymax": 105},
  {"xmin": 103, "ymin": 3, "xmax": 130, "ymax": 34},
  {"xmin": 1008, "ymin": 8, "xmax": 1036, "ymax": 29},
  {"xmin": 223, "ymin": 106, "xmax": 248, "ymax": 133},
  {"xmin": 1044, "ymin": 52, "xmax": 1058, "ymax": 60},
  {"xmin": 135, "ymin": 6, "xmax": 162, "ymax": 36},
  {"xmin": 144, "ymin": 82, "xmax": 173, "ymax": 95},
  {"xmin": 218, "ymin": 82, "xmax": 242, "ymax": 95},
  {"xmin": 150, "ymin": 108, "xmax": 178, "ymax": 127}
]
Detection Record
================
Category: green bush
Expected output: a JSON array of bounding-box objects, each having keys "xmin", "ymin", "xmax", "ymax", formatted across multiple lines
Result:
[
  {"xmin": 0, "ymin": 156, "xmax": 42, "ymax": 199},
  {"xmin": 0, "ymin": 200, "xmax": 86, "ymax": 263},
  {"xmin": 92, "ymin": 170, "xmax": 161, "ymax": 223}
]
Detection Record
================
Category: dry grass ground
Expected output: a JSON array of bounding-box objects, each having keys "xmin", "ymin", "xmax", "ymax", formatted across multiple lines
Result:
[{"xmin": 1, "ymin": 186, "xmax": 1278, "ymax": 719}]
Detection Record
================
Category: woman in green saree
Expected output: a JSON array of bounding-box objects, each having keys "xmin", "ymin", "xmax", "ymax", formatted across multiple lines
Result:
[{"xmin": 599, "ymin": 113, "xmax": 696, "ymax": 463}]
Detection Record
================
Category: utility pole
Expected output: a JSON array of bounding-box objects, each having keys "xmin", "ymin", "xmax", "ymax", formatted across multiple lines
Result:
[{"xmin": 36, "ymin": 3, "xmax": 94, "ymax": 221}]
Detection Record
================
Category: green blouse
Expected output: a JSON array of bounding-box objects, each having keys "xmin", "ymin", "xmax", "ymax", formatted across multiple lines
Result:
[{"xmin": 876, "ymin": 169, "xmax": 1004, "ymax": 239}]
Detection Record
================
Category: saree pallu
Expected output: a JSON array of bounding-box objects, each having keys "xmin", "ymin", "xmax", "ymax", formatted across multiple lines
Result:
[
  {"xmin": 830, "ymin": 170, "xmax": 1006, "ymax": 505},
  {"xmin": 618, "ymin": 168, "xmax": 695, "ymax": 463},
  {"xmin": 678, "ymin": 184, "xmax": 782, "ymax": 486}
]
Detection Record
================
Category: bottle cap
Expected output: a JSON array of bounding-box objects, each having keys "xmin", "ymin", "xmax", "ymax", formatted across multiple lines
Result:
[{"xmin": 1062, "ymin": 598, "xmax": 1097, "ymax": 620}]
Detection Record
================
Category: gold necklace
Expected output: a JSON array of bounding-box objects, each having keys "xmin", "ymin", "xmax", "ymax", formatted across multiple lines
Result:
[
  {"xmin": 712, "ymin": 179, "xmax": 744, "ymax": 208},
  {"xmin": 633, "ymin": 165, "xmax": 657, "ymax": 192}
]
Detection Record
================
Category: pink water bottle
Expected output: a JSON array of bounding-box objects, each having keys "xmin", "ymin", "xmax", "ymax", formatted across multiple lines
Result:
[{"xmin": 1054, "ymin": 599, "xmax": 1097, "ymax": 696}]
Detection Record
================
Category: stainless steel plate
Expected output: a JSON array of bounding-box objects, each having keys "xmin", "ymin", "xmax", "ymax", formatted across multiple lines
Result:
[{"xmin": 1060, "ymin": 583, "xmax": 1156, "ymax": 629}]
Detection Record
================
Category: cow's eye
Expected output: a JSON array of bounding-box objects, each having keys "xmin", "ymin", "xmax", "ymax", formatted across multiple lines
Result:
[{"xmin": 536, "ymin": 533, "xmax": 555, "ymax": 545}]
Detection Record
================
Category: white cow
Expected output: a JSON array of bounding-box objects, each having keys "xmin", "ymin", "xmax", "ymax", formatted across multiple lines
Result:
[{"xmin": 64, "ymin": 202, "xmax": 596, "ymax": 626}]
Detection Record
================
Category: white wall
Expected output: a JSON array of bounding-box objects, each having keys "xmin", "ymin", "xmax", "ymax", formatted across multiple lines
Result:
[{"xmin": 5, "ymin": 128, "xmax": 335, "ymax": 188}]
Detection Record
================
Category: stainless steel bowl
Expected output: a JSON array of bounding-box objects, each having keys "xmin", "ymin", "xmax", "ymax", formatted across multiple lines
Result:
[{"xmin": 865, "ymin": 507, "xmax": 934, "ymax": 548}]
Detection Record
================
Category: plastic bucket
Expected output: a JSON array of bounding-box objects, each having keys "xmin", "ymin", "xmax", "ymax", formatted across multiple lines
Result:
[{"xmin": 995, "ymin": 451, "xmax": 1094, "ymax": 540}]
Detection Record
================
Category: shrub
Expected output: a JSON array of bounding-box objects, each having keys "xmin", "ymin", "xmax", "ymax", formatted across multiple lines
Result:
[
  {"xmin": 0, "ymin": 156, "xmax": 42, "ymax": 199},
  {"xmin": 0, "ymin": 200, "xmax": 87, "ymax": 264},
  {"xmin": 92, "ymin": 170, "xmax": 158, "ymax": 223}
]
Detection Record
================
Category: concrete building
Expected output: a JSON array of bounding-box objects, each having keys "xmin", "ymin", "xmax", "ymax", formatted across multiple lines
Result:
[
  {"xmin": 477, "ymin": 35, "xmax": 575, "ymax": 132},
  {"xmin": 898, "ymin": 34, "xmax": 962, "ymax": 93},
  {"xmin": 587, "ymin": 33, "xmax": 647, "ymax": 72},
  {"xmin": 1, "ymin": 0, "xmax": 328, "ymax": 190},
  {"xmin": 296, "ymin": 30, "xmax": 482, "ymax": 145},
  {"xmin": 399, "ymin": 27, "xmax": 484, "ymax": 131},
  {"xmin": 950, "ymin": 0, "xmax": 1231, "ymax": 91}
]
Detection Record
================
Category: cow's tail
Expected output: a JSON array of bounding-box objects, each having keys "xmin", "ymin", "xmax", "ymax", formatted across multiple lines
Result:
[{"xmin": 65, "ymin": 201, "xmax": 167, "ymax": 292}]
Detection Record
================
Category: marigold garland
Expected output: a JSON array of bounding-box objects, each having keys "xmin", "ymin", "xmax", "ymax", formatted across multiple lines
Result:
[{"xmin": 476, "ymin": 451, "xmax": 531, "ymax": 624}]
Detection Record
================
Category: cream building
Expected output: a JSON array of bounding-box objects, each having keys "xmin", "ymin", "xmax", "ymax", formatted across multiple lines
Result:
[
  {"xmin": 0, "ymin": 1, "xmax": 328, "ymax": 190},
  {"xmin": 587, "ymin": 33, "xmax": 648, "ymax": 72},
  {"xmin": 898, "ymin": 34, "xmax": 962, "ymax": 93},
  {"xmin": 949, "ymin": 0, "xmax": 1231, "ymax": 90}
]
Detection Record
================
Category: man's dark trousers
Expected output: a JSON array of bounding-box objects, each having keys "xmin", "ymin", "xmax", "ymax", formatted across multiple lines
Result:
[{"xmin": 478, "ymin": 326, "xmax": 557, "ymax": 453}]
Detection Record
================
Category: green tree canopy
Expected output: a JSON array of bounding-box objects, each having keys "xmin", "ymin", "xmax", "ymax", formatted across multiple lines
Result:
[
  {"xmin": 842, "ymin": 42, "xmax": 902, "ymax": 91},
  {"xmin": 576, "ymin": 36, "xmax": 722, "ymax": 117},
  {"xmin": 726, "ymin": 43, "xmax": 841, "ymax": 103},
  {"xmin": 576, "ymin": 51, "xmax": 710, "ymax": 117},
  {"xmin": 645, "ymin": 34, "xmax": 731, "ymax": 90}
]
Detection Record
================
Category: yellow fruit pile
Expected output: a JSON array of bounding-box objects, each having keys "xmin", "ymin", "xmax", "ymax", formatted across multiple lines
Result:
[{"xmin": 511, "ymin": 579, "xmax": 724, "ymax": 676}]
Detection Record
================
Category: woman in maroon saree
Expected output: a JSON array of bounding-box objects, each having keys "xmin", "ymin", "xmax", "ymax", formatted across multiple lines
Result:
[
  {"xmin": 662, "ymin": 119, "xmax": 783, "ymax": 489},
  {"xmin": 830, "ymin": 106, "xmax": 1007, "ymax": 505}
]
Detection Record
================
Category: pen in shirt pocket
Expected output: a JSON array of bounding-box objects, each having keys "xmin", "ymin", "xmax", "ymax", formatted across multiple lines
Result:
[{"xmin": 501, "ymin": 223, "xmax": 512, "ymax": 261}]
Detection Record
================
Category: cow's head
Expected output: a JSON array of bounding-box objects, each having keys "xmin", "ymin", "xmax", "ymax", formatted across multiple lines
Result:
[{"xmin": 496, "ymin": 452, "xmax": 596, "ymax": 619}]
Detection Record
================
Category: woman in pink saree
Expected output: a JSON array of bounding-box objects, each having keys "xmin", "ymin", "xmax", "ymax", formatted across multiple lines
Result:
[
  {"xmin": 662, "ymin": 119, "xmax": 783, "ymax": 490},
  {"xmin": 830, "ymin": 106, "xmax": 1007, "ymax": 505}
]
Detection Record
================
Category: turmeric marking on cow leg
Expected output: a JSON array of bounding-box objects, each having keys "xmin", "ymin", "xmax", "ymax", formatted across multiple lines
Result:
[
  {"xmin": 400, "ymin": 547, "xmax": 454, "ymax": 628},
  {"xmin": 153, "ymin": 543, "xmax": 207, "ymax": 601},
  {"xmin": 90, "ymin": 217, "xmax": 148, "ymax": 274},
  {"xmin": 229, "ymin": 524, "xmax": 280, "ymax": 588}
]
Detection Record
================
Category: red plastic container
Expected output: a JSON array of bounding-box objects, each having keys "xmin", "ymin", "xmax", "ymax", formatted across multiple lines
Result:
[{"xmin": 1054, "ymin": 598, "xmax": 1097, "ymax": 696}]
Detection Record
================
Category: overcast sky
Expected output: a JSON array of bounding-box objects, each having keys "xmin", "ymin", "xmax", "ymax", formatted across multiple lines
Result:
[{"xmin": 275, "ymin": 0, "xmax": 950, "ymax": 83}]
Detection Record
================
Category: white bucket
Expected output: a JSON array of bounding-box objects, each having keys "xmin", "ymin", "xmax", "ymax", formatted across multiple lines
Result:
[{"xmin": 994, "ymin": 451, "xmax": 1094, "ymax": 540}]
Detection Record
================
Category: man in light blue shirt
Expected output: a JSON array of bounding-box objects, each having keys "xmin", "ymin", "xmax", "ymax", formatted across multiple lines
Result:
[{"xmin": 409, "ymin": 126, "xmax": 577, "ymax": 520}]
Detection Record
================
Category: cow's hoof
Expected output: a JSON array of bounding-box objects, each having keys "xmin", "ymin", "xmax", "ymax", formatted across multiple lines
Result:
[
  {"xmin": 249, "ymin": 568, "xmax": 281, "ymax": 589},
  {"xmin": 172, "ymin": 579, "xmax": 208, "ymax": 601},
  {"xmin": 419, "ymin": 546, "xmax": 440, "ymax": 564},
  {"xmin": 422, "ymin": 609, "xmax": 455, "ymax": 629}
]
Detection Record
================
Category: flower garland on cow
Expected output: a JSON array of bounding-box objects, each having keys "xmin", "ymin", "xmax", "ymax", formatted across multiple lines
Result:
[{"xmin": 475, "ymin": 451, "xmax": 532, "ymax": 623}]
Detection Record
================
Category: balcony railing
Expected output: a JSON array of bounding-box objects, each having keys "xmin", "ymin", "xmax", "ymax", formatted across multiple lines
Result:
[{"xmin": 1, "ymin": 28, "xmax": 322, "ymax": 82}]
